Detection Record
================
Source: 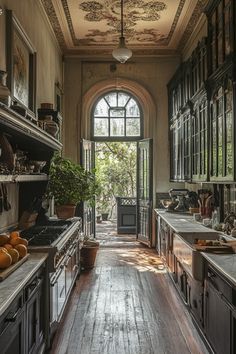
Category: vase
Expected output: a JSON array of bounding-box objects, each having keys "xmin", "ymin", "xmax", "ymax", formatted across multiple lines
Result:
[{"xmin": 55, "ymin": 204, "xmax": 76, "ymax": 219}]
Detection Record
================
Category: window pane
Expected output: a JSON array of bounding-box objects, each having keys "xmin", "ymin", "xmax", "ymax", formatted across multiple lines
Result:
[
  {"xmin": 105, "ymin": 92, "xmax": 117, "ymax": 107},
  {"xmin": 94, "ymin": 118, "xmax": 108, "ymax": 136},
  {"xmin": 118, "ymin": 92, "xmax": 129, "ymax": 106},
  {"xmin": 110, "ymin": 108, "xmax": 125, "ymax": 117},
  {"xmin": 94, "ymin": 98, "xmax": 109, "ymax": 117},
  {"xmin": 126, "ymin": 119, "xmax": 140, "ymax": 136},
  {"xmin": 110, "ymin": 119, "xmax": 124, "ymax": 136},
  {"xmin": 126, "ymin": 98, "xmax": 140, "ymax": 117}
]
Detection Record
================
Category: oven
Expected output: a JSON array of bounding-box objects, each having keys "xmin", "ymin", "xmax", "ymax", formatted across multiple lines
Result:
[
  {"xmin": 50, "ymin": 238, "xmax": 79, "ymax": 328},
  {"xmin": 20, "ymin": 217, "xmax": 83, "ymax": 336}
]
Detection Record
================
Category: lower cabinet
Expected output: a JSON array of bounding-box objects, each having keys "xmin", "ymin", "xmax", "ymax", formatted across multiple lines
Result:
[
  {"xmin": 204, "ymin": 263, "xmax": 234, "ymax": 354},
  {"xmin": 189, "ymin": 277, "xmax": 204, "ymax": 328},
  {"xmin": 26, "ymin": 275, "xmax": 45, "ymax": 354},
  {"xmin": 0, "ymin": 293, "xmax": 25, "ymax": 354},
  {"xmin": 204, "ymin": 280, "xmax": 231, "ymax": 354},
  {"xmin": 0, "ymin": 263, "xmax": 48, "ymax": 354}
]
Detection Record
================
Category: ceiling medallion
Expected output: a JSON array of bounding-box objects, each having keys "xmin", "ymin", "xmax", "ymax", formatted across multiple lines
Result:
[
  {"xmin": 78, "ymin": 0, "xmax": 167, "ymax": 45},
  {"xmin": 79, "ymin": 1, "xmax": 167, "ymax": 34}
]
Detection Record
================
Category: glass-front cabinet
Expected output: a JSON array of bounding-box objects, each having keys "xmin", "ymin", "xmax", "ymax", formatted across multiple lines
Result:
[
  {"xmin": 207, "ymin": 0, "xmax": 234, "ymax": 75},
  {"xmin": 209, "ymin": 73, "xmax": 234, "ymax": 181},
  {"xmin": 192, "ymin": 92, "xmax": 208, "ymax": 181}
]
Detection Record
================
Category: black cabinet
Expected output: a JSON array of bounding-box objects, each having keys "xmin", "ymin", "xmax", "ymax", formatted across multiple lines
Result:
[
  {"xmin": 204, "ymin": 263, "xmax": 233, "ymax": 354},
  {"xmin": 0, "ymin": 263, "xmax": 47, "ymax": 354},
  {"xmin": 25, "ymin": 274, "xmax": 45, "ymax": 354},
  {"xmin": 209, "ymin": 70, "xmax": 234, "ymax": 181},
  {"xmin": 0, "ymin": 293, "xmax": 25, "ymax": 354},
  {"xmin": 206, "ymin": 0, "xmax": 234, "ymax": 75},
  {"xmin": 192, "ymin": 91, "xmax": 208, "ymax": 181}
]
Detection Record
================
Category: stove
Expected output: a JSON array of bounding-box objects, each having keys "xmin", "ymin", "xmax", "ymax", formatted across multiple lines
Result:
[
  {"xmin": 20, "ymin": 217, "xmax": 84, "ymax": 332},
  {"xmin": 20, "ymin": 217, "xmax": 83, "ymax": 271}
]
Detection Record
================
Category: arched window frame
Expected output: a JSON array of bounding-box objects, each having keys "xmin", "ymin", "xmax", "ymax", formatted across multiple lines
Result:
[{"xmin": 91, "ymin": 90, "xmax": 143, "ymax": 141}]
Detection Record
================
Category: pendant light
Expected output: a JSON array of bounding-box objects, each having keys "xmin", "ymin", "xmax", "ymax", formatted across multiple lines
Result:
[{"xmin": 112, "ymin": 0, "xmax": 132, "ymax": 63}]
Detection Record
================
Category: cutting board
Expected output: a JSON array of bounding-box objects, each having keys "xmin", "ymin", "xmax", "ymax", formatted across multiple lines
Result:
[
  {"xmin": 0, "ymin": 254, "xmax": 29, "ymax": 281},
  {"xmin": 194, "ymin": 244, "xmax": 234, "ymax": 253}
]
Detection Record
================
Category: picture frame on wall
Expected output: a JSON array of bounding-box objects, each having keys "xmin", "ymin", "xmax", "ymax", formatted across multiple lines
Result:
[{"xmin": 6, "ymin": 10, "xmax": 36, "ymax": 115}]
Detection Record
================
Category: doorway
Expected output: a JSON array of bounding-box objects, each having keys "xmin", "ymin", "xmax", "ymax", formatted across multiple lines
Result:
[
  {"xmin": 95, "ymin": 141, "xmax": 137, "ymax": 238},
  {"xmin": 81, "ymin": 89, "xmax": 153, "ymax": 246}
]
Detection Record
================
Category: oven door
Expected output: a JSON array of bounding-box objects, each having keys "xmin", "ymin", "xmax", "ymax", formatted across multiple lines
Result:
[
  {"xmin": 50, "ymin": 265, "xmax": 65, "ymax": 327},
  {"xmin": 65, "ymin": 243, "xmax": 79, "ymax": 294}
]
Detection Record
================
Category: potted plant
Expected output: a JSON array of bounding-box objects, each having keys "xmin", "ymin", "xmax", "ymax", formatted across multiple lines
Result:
[
  {"xmin": 80, "ymin": 235, "xmax": 100, "ymax": 270},
  {"xmin": 47, "ymin": 153, "xmax": 99, "ymax": 219}
]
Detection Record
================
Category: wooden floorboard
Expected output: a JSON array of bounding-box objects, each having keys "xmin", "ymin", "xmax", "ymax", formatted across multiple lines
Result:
[{"xmin": 51, "ymin": 233, "xmax": 209, "ymax": 354}]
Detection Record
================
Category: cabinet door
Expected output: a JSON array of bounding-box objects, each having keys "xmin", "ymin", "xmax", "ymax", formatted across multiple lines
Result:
[
  {"xmin": 170, "ymin": 118, "xmax": 183, "ymax": 181},
  {"xmin": 192, "ymin": 97, "xmax": 208, "ymax": 182},
  {"xmin": 0, "ymin": 310, "xmax": 25, "ymax": 354},
  {"xmin": 26, "ymin": 291, "xmax": 39, "ymax": 354},
  {"xmin": 204, "ymin": 280, "xmax": 231, "ymax": 354},
  {"xmin": 210, "ymin": 77, "xmax": 234, "ymax": 181}
]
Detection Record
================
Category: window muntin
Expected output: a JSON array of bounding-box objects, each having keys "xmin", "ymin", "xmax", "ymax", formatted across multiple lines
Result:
[{"xmin": 92, "ymin": 91, "xmax": 142, "ymax": 139}]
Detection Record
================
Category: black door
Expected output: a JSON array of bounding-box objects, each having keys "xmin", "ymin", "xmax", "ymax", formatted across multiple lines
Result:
[
  {"xmin": 81, "ymin": 139, "xmax": 95, "ymax": 238},
  {"xmin": 137, "ymin": 138, "xmax": 153, "ymax": 245}
]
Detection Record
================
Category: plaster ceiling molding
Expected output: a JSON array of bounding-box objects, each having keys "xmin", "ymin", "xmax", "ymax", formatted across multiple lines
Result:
[
  {"xmin": 178, "ymin": 0, "xmax": 208, "ymax": 51},
  {"xmin": 41, "ymin": 0, "xmax": 67, "ymax": 49},
  {"xmin": 41, "ymin": 0, "xmax": 207, "ymax": 56}
]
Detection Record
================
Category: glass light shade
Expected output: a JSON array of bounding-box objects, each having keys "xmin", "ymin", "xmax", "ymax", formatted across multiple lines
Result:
[{"xmin": 112, "ymin": 36, "xmax": 132, "ymax": 63}]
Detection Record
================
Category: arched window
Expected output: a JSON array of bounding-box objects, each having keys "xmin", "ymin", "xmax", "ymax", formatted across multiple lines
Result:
[{"xmin": 92, "ymin": 91, "xmax": 143, "ymax": 140}]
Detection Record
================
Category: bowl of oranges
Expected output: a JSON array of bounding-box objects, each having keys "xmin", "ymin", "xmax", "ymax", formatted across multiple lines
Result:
[{"xmin": 0, "ymin": 231, "xmax": 28, "ymax": 274}]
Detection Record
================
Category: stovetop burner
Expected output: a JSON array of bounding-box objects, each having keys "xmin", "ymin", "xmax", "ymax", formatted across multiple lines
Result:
[{"xmin": 20, "ymin": 219, "xmax": 73, "ymax": 246}]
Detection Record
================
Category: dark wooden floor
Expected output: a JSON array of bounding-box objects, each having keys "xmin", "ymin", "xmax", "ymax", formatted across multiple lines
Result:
[{"xmin": 51, "ymin": 229, "xmax": 209, "ymax": 354}]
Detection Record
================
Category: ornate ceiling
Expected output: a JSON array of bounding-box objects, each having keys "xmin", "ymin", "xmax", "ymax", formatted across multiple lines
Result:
[{"xmin": 41, "ymin": 0, "xmax": 207, "ymax": 57}]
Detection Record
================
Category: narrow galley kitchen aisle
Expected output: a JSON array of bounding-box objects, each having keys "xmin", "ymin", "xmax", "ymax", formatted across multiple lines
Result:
[{"xmin": 51, "ymin": 226, "xmax": 209, "ymax": 354}]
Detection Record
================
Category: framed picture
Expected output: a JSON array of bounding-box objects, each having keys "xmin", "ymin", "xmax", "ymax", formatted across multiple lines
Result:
[{"xmin": 6, "ymin": 10, "xmax": 36, "ymax": 114}]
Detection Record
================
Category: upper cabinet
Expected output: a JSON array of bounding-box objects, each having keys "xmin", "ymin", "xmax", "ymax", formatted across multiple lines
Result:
[
  {"xmin": 209, "ymin": 70, "xmax": 234, "ymax": 181},
  {"xmin": 168, "ymin": 0, "xmax": 236, "ymax": 183},
  {"xmin": 206, "ymin": 0, "xmax": 234, "ymax": 76}
]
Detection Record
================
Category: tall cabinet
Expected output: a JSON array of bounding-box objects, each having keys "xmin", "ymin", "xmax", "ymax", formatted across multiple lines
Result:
[{"xmin": 168, "ymin": 0, "xmax": 236, "ymax": 183}]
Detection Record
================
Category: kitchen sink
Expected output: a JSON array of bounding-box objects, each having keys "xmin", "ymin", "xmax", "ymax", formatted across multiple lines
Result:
[{"xmin": 173, "ymin": 232, "xmax": 223, "ymax": 281}]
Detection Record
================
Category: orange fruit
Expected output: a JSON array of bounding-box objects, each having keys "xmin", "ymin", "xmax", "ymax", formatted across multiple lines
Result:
[
  {"xmin": 17, "ymin": 238, "xmax": 28, "ymax": 247},
  {"xmin": 0, "ymin": 251, "xmax": 12, "ymax": 269},
  {"xmin": 10, "ymin": 238, "xmax": 21, "ymax": 246},
  {"xmin": 14, "ymin": 244, "xmax": 27, "ymax": 258},
  {"xmin": 8, "ymin": 248, "xmax": 19, "ymax": 264},
  {"xmin": 0, "ymin": 234, "xmax": 10, "ymax": 246},
  {"xmin": 10, "ymin": 231, "xmax": 20, "ymax": 239},
  {"xmin": 4, "ymin": 243, "xmax": 13, "ymax": 251}
]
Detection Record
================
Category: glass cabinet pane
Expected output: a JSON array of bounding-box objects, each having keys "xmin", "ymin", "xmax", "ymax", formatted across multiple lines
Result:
[
  {"xmin": 211, "ymin": 11, "xmax": 217, "ymax": 72},
  {"xmin": 217, "ymin": 2, "xmax": 224, "ymax": 66}
]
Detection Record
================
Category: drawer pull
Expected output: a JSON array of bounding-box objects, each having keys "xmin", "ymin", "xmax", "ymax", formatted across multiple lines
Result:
[{"xmin": 5, "ymin": 308, "xmax": 22, "ymax": 323}]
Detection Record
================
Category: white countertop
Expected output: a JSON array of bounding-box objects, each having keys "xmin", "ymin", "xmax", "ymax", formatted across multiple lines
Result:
[
  {"xmin": 154, "ymin": 209, "xmax": 219, "ymax": 235},
  {"xmin": 202, "ymin": 253, "xmax": 236, "ymax": 287},
  {"xmin": 155, "ymin": 209, "xmax": 236, "ymax": 287},
  {"xmin": 0, "ymin": 253, "xmax": 48, "ymax": 317}
]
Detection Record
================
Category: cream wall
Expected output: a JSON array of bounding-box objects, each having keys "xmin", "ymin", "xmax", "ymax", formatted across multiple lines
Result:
[
  {"xmin": 64, "ymin": 57, "xmax": 184, "ymax": 196},
  {"xmin": 0, "ymin": 0, "xmax": 63, "ymax": 230},
  {"xmin": 0, "ymin": 0, "xmax": 63, "ymax": 107}
]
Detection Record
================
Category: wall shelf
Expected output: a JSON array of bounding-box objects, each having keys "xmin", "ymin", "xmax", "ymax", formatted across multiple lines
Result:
[{"xmin": 0, "ymin": 174, "xmax": 48, "ymax": 183}]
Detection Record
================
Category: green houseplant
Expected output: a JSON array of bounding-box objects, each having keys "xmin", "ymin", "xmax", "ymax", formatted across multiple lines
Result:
[{"xmin": 47, "ymin": 153, "xmax": 99, "ymax": 219}]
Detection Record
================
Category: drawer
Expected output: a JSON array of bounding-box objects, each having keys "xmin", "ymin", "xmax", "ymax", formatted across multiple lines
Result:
[
  {"xmin": 206, "ymin": 264, "xmax": 232, "ymax": 303},
  {"xmin": 0, "ymin": 292, "xmax": 24, "ymax": 335}
]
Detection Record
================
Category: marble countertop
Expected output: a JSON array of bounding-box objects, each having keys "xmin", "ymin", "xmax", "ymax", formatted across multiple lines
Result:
[
  {"xmin": 0, "ymin": 253, "xmax": 48, "ymax": 317},
  {"xmin": 202, "ymin": 253, "xmax": 236, "ymax": 287},
  {"xmin": 154, "ymin": 209, "xmax": 219, "ymax": 235},
  {"xmin": 155, "ymin": 209, "xmax": 236, "ymax": 287}
]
